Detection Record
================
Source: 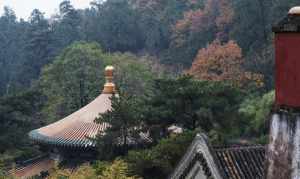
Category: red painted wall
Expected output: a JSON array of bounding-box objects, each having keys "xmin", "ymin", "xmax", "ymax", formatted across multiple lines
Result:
[{"xmin": 276, "ymin": 33, "xmax": 300, "ymax": 107}]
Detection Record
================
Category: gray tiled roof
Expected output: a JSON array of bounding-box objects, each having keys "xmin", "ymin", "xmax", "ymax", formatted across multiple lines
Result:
[
  {"xmin": 214, "ymin": 146, "xmax": 265, "ymax": 179},
  {"xmin": 170, "ymin": 134, "xmax": 265, "ymax": 179}
]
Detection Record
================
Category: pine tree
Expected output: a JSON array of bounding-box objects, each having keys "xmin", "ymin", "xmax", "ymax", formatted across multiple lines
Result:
[
  {"xmin": 18, "ymin": 9, "xmax": 53, "ymax": 87},
  {"xmin": 96, "ymin": 91, "xmax": 143, "ymax": 159}
]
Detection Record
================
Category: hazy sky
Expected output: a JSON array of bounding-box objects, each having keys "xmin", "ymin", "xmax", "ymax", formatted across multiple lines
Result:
[{"xmin": 0, "ymin": 0, "xmax": 93, "ymax": 20}]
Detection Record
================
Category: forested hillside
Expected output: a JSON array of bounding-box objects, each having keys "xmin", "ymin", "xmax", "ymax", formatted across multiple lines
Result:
[
  {"xmin": 1, "ymin": 0, "xmax": 298, "ymax": 95},
  {"xmin": 0, "ymin": 0, "xmax": 297, "ymax": 178}
]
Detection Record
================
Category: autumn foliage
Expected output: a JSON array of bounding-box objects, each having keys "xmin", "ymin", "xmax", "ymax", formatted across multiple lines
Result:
[
  {"xmin": 173, "ymin": 0, "xmax": 234, "ymax": 46},
  {"xmin": 188, "ymin": 40, "xmax": 263, "ymax": 87}
]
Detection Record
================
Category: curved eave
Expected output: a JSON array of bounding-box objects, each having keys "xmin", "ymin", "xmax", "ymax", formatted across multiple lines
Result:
[
  {"xmin": 29, "ymin": 129, "xmax": 99, "ymax": 149},
  {"xmin": 28, "ymin": 93, "xmax": 112, "ymax": 149}
]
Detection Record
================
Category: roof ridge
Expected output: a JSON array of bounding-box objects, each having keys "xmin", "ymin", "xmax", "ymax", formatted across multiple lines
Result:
[{"xmin": 213, "ymin": 145, "xmax": 265, "ymax": 150}]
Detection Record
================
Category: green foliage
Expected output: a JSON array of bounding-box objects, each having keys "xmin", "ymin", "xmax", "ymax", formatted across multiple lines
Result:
[
  {"xmin": 134, "ymin": 0, "xmax": 192, "ymax": 55},
  {"xmin": 93, "ymin": 161, "xmax": 110, "ymax": 176},
  {"xmin": 53, "ymin": 1, "xmax": 82, "ymax": 48},
  {"xmin": 40, "ymin": 41, "xmax": 157, "ymax": 123},
  {"xmin": 230, "ymin": 0, "xmax": 270, "ymax": 53},
  {"xmin": 126, "ymin": 131, "xmax": 197, "ymax": 179},
  {"xmin": 96, "ymin": 91, "xmax": 144, "ymax": 160},
  {"xmin": 93, "ymin": 0, "xmax": 142, "ymax": 52},
  {"xmin": 239, "ymin": 91, "xmax": 275, "ymax": 139},
  {"xmin": 105, "ymin": 53, "xmax": 157, "ymax": 96},
  {"xmin": 2, "ymin": 0, "xmax": 295, "ymax": 93},
  {"xmin": 17, "ymin": 9, "xmax": 54, "ymax": 87},
  {"xmin": 0, "ymin": 90, "xmax": 43, "ymax": 162},
  {"xmin": 0, "ymin": 7, "xmax": 25, "ymax": 95},
  {"xmin": 0, "ymin": 0, "xmax": 291, "ymax": 177},
  {"xmin": 48, "ymin": 164, "xmax": 96, "ymax": 179},
  {"xmin": 48, "ymin": 160, "xmax": 139, "ymax": 179},
  {"xmin": 39, "ymin": 41, "xmax": 106, "ymax": 122},
  {"xmin": 99, "ymin": 159, "xmax": 140, "ymax": 179},
  {"xmin": 144, "ymin": 75, "xmax": 243, "ymax": 142},
  {"xmin": 0, "ymin": 161, "xmax": 7, "ymax": 179}
]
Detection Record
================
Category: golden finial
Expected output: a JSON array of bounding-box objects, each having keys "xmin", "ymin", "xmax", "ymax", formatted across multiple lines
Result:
[{"xmin": 102, "ymin": 66, "xmax": 116, "ymax": 94}]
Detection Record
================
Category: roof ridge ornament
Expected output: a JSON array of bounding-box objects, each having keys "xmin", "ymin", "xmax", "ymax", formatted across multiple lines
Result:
[
  {"xmin": 102, "ymin": 66, "xmax": 116, "ymax": 94},
  {"xmin": 289, "ymin": 6, "xmax": 300, "ymax": 15},
  {"xmin": 272, "ymin": 6, "xmax": 300, "ymax": 33}
]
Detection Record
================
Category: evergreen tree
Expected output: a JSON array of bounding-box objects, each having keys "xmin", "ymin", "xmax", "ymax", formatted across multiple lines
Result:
[
  {"xmin": 93, "ymin": 0, "xmax": 142, "ymax": 52},
  {"xmin": 53, "ymin": 1, "xmax": 83, "ymax": 49},
  {"xmin": 96, "ymin": 91, "xmax": 144, "ymax": 160},
  {"xmin": 0, "ymin": 90, "xmax": 43, "ymax": 162},
  {"xmin": 145, "ymin": 76, "xmax": 243, "ymax": 142},
  {"xmin": 0, "ymin": 7, "xmax": 22, "ymax": 95},
  {"xmin": 17, "ymin": 9, "xmax": 53, "ymax": 87}
]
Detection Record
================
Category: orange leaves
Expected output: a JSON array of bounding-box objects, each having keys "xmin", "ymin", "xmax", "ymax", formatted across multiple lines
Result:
[
  {"xmin": 188, "ymin": 40, "xmax": 263, "ymax": 87},
  {"xmin": 189, "ymin": 40, "xmax": 241, "ymax": 81},
  {"xmin": 172, "ymin": 8, "xmax": 208, "ymax": 47},
  {"xmin": 178, "ymin": 9, "xmax": 206, "ymax": 33},
  {"xmin": 173, "ymin": 0, "xmax": 233, "ymax": 42},
  {"xmin": 174, "ymin": 2, "xmax": 211, "ymax": 35}
]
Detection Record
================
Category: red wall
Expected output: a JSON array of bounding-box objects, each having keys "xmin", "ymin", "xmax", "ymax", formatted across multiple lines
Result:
[{"xmin": 276, "ymin": 33, "xmax": 300, "ymax": 107}]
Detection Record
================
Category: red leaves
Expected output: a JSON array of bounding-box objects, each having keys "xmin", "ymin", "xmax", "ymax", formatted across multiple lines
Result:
[{"xmin": 188, "ymin": 40, "xmax": 263, "ymax": 87}]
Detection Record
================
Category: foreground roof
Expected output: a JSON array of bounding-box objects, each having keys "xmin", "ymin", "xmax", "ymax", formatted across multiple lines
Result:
[
  {"xmin": 215, "ymin": 146, "xmax": 265, "ymax": 179},
  {"xmin": 169, "ymin": 133, "xmax": 265, "ymax": 179}
]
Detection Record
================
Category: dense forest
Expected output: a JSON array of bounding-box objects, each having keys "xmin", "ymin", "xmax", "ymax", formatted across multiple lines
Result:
[{"xmin": 0, "ymin": 0, "xmax": 298, "ymax": 178}]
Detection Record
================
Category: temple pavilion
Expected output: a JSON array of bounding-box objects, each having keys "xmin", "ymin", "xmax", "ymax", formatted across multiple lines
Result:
[
  {"xmin": 13, "ymin": 66, "xmax": 149, "ymax": 178},
  {"xmin": 29, "ymin": 66, "xmax": 116, "ymax": 157}
]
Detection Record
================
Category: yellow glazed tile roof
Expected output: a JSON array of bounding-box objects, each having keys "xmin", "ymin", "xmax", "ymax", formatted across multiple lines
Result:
[{"xmin": 29, "ymin": 93, "xmax": 112, "ymax": 148}]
